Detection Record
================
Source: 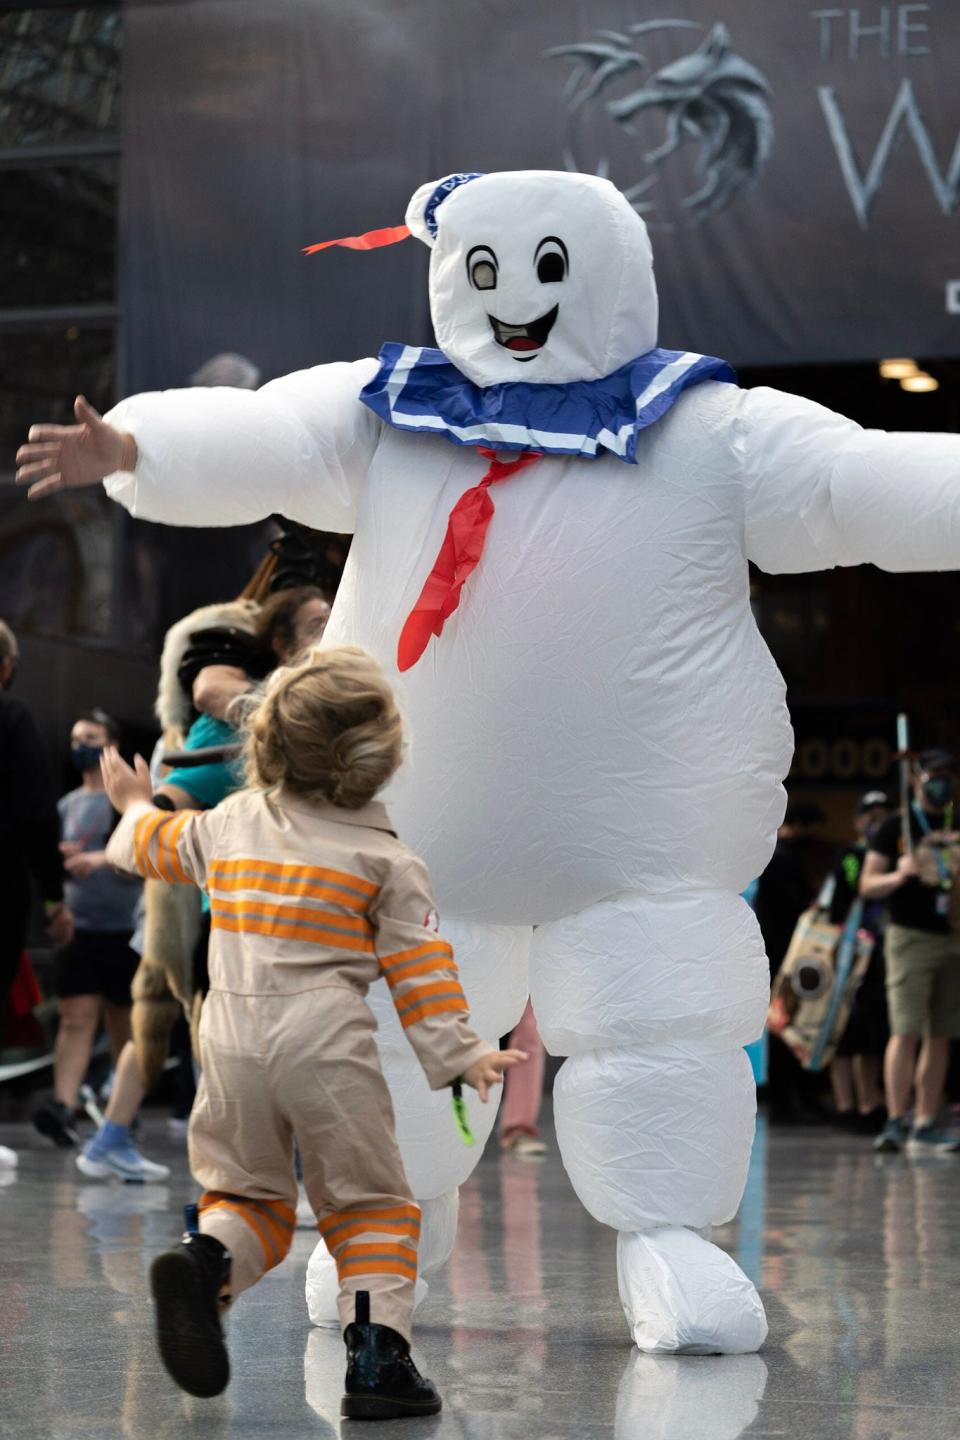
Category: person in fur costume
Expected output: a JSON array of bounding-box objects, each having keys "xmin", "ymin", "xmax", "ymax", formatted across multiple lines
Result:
[{"xmin": 77, "ymin": 599, "xmax": 264, "ymax": 1183}]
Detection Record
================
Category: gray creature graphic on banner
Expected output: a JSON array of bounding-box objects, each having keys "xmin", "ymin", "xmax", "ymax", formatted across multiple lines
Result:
[{"xmin": 548, "ymin": 19, "xmax": 774, "ymax": 225}]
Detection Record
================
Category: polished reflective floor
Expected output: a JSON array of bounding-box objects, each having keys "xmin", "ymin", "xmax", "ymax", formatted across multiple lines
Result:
[{"xmin": 2, "ymin": 1108, "xmax": 960, "ymax": 1438}]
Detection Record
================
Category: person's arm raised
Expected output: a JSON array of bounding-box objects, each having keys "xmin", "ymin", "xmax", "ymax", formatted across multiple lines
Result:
[
  {"xmin": 16, "ymin": 358, "xmax": 382, "ymax": 534},
  {"xmin": 16, "ymin": 396, "xmax": 136, "ymax": 501}
]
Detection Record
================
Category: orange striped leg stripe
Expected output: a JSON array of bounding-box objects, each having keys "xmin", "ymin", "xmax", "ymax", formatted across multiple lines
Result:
[
  {"xmin": 399, "ymin": 996, "xmax": 470, "ymax": 1029},
  {"xmin": 336, "ymin": 1241, "xmax": 418, "ymax": 1280},
  {"xmin": 318, "ymin": 1203, "xmax": 421, "ymax": 1247},
  {"xmin": 199, "ymin": 1192, "xmax": 295, "ymax": 1272}
]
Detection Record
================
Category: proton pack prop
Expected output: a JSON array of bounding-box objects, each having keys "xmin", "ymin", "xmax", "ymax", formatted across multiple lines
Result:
[{"xmin": 766, "ymin": 902, "xmax": 874, "ymax": 1072}]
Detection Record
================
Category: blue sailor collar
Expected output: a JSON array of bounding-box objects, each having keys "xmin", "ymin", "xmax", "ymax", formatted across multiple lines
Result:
[{"xmin": 360, "ymin": 342, "xmax": 736, "ymax": 463}]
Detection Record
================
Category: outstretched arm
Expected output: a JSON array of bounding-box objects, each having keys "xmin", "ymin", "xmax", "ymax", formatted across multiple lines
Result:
[
  {"xmin": 16, "ymin": 358, "xmax": 382, "ymax": 534},
  {"xmin": 740, "ymin": 386, "xmax": 960, "ymax": 574}
]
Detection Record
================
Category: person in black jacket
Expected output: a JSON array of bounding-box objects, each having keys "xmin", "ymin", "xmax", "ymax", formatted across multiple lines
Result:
[{"xmin": 0, "ymin": 622, "xmax": 74, "ymax": 1061}]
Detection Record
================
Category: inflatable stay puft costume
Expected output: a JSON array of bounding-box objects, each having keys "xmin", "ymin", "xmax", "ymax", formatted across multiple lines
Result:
[{"xmin": 101, "ymin": 171, "xmax": 960, "ymax": 1353}]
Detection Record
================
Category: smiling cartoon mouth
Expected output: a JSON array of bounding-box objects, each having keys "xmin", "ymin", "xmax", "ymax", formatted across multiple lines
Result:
[{"xmin": 489, "ymin": 305, "xmax": 559, "ymax": 360}]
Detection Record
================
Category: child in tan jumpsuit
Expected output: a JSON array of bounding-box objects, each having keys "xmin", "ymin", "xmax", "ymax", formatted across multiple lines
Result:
[{"xmin": 101, "ymin": 646, "xmax": 524, "ymax": 1420}]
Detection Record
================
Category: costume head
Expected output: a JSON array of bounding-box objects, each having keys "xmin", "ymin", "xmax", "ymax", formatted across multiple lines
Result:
[{"xmin": 404, "ymin": 170, "xmax": 659, "ymax": 387}]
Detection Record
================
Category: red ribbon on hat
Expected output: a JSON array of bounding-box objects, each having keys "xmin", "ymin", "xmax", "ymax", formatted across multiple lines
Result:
[
  {"xmin": 303, "ymin": 224, "xmax": 411, "ymax": 255},
  {"xmin": 397, "ymin": 447, "xmax": 542, "ymax": 672}
]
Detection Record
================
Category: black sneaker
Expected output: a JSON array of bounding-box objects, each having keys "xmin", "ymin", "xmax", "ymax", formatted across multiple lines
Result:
[
  {"xmin": 342, "ymin": 1291, "xmax": 442, "ymax": 1421},
  {"xmin": 150, "ymin": 1226, "xmax": 231, "ymax": 1397},
  {"xmin": 33, "ymin": 1099, "xmax": 80, "ymax": 1148}
]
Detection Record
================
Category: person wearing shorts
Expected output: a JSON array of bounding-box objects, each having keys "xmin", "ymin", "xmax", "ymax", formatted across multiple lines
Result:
[
  {"xmin": 861, "ymin": 749, "xmax": 960, "ymax": 1154},
  {"xmin": 33, "ymin": 710, "xmax": 142, "ymax": 1149}
]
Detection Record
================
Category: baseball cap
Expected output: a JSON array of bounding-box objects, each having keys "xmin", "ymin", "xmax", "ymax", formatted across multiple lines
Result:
[{"xmin": 856, "ymin": 790, "xmax": 891, "ymax": 814}]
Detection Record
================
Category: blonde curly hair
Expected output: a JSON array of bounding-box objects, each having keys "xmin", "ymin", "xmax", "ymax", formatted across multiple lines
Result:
[{"xmin": 244, "ymin": 646, "xmax": 403, "ymax": 809}]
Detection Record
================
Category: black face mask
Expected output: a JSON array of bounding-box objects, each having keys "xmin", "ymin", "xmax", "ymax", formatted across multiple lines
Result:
[
  {"xmin": 922, "ymin": 775, "xmax": 955, "ymax": 810},
  {"xmin": 71, "ymin": 743, "xmax": 104, "ymax": 774}
]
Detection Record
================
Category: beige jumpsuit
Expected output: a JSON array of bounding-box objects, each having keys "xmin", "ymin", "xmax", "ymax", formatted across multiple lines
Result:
[{"xmin": 107, "ymin": 789, "xmax": 491, "ymax": 1340}]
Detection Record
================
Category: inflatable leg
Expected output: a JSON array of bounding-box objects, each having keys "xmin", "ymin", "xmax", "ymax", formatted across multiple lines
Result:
[
  {"xmin": 305, "ymin": 918, "xmax": 531, "ymax": 1326},
  {"xmin": 532, "ymin": 892, "xmax": 769, "ymax": 1355}
]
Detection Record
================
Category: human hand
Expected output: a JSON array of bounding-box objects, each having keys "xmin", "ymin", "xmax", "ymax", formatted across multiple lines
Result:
[
  {"xmin": 192, "ymin": 664, "xmax": 252, "ymax": 721},
  {"xmin": 59, "ymin": 839, "xmax": 82, "ymax": 858},
  {"xmin": 45, "ymin": 903, "xmax": 75, "ymax": 946},
  {"xmin": 16, "ymin": 396, "xmax": 137, "ymax": 501},
  {"xmin": 63, "ymin": 849, "xmax": 107, "ymax": 879},
  {"xmin": 896, "ymin": 853, "xmax": 920, "ymax": 881},
  {"xmin": 100, "ymin": 747, "xmax": 153, "ymax": 813},
  {"xmin": 461, "ymin": 1048, "xmax": 528, "ymax": 1103}
]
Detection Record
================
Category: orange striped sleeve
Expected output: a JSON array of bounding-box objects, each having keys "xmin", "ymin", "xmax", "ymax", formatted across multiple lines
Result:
[
  {"xmin": 394, "ymin": 979, "xmax": 468, "ymax": 1016},
  {"xmin": 398, "ymin": 995, "xmax": 470, "ymax": 1030},
  {"xmin": 133, "ymin": 810, "xmax": 169, "ymax": 879}
]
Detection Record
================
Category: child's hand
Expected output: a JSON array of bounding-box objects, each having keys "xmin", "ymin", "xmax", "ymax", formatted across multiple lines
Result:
[
  {"xmin": 461, "ymin": 1048, "xmax": 528, "ymax": 1103},
  {"xmin": 16, "ymin": 396, "xmax": 137, "ymax": 501},
  {"xmin": 101, "ymin": 747, "xmax": 153, "ymax": 813},
  {"xmin": 63, "ymin": 849, "xmax": 107, "ymax": 879}
]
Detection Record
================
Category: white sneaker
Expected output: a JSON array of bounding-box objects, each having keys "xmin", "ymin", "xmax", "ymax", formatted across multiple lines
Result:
[
  {"xmin": 77, "ymin": 1137, "xmax": 171, "ymax": 1183},
  {"xmin": 0, "ymin": 1145, "xmax": 18, "ymax": 1168}
]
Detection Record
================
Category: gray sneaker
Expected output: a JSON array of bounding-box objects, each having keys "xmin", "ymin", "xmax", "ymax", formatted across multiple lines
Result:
[
  {"xmin": 874, "ymin": 1116, "xmax": 909, "ymax": 1153},
  {"xmin": 907, "ymin": 1124, "xmax": 960, "ymax": 1155}
]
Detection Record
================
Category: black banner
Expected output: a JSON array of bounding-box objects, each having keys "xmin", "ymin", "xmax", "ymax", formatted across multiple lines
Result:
[{"xmin": 122, "ymin": 1, "xmax": 960, "ymax": 379}]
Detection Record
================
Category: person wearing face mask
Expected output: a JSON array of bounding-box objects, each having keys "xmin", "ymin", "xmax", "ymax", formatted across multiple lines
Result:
[
  {"xmin": 826, "ymin": 790, "xmax": 891, "ymax": 1134},
  {"xmin": 862, "ymin": 750, "xmax": 960, "ymax": 1154},
  {"xmin": 0, "ymin": 620, "xmax": 74, "ymax": 1169},
  {"xmin": 32, "ymin": 710, "xmax": 142, "ymax": 1148}
]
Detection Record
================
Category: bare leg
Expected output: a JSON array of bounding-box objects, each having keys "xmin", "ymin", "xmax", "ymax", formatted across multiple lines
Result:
[
  {"xmin": 852, "ymin": 1054, "xmax": 884, "ymax": 1113},
  {"xmin": 53, "ymin": 995, "xmax": 101, "ymax": 1108},
  {"xmin": 501, "ymin": 999, "xmax": 546, "ymax": 1143},
  {"xmin": 830, "ymin": 1057, "xmax": 855, "ymax": 1114},
  {"xmin": 103, "ymin": 1002, "xmax": 133, "ymax": 1069},
  {"xmin": 915, "ymin": 1036, "xmax": 950, "ymax": 1124},
  {"xmin": 884, "ymin": 1034, "xmax": 919, "ymax": 1119},
  {"xmin": 103, "ymin": 1038, "xmax": 147, "ymax": 1127}
]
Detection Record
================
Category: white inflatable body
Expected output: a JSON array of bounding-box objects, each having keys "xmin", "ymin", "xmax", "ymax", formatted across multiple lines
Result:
[{"xmin": 104, "ymin": 171, "xmax": 960, "ymax": 1353}]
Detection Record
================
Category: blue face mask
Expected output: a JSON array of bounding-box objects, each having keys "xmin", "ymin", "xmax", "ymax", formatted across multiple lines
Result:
[
  {"xmin": 72, "ymin": 743, "xmax": 104, "ymax": 774},
  {"xmin": 922, "ymin": 775, "xmax": 955, "ymax": 810}
]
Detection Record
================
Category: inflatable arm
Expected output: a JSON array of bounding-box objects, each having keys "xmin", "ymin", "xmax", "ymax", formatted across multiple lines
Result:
[
  {"xmin": 102, "ymin": 358, "xmax": 381, "ymax": 532},
  {"xmin": 741, "ymin": 386, "xmax": 960, "ymax": 575}
]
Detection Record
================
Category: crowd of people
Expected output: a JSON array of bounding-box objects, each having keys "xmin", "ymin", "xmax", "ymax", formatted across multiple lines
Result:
[{"xmin": 756, "ymin": 754, "xmax": 960, "ymax": 1154}]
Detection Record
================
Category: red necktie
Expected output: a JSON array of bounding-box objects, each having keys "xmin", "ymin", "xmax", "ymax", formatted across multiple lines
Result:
[{"xmin": 397, "ymin": 446, "xmax": 542, "ymax": 672}]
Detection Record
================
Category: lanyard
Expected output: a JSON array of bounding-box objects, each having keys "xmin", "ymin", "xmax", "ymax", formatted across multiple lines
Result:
[{"xmin": 912, "ymin": 802, "xmax": 954, "ymax": 890}]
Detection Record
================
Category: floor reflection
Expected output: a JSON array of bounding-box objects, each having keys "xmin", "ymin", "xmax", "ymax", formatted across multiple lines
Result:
[
  {"xmin": 616, "ymin": 1352, "xmax": 768, "ymax": 1440},
  {"xmin": 5, "ymin": 1115, "xmax": 960, "ymax": 1438}
]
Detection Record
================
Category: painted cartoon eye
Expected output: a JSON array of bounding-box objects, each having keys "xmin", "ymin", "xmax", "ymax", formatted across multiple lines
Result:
[
  {"xmin": 466, "ymin": 245, "xmax": 498, "ymax": 291},
  {"xmin": 535, "ymin": 236, "xmax": 569, "ymax": 283}
]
